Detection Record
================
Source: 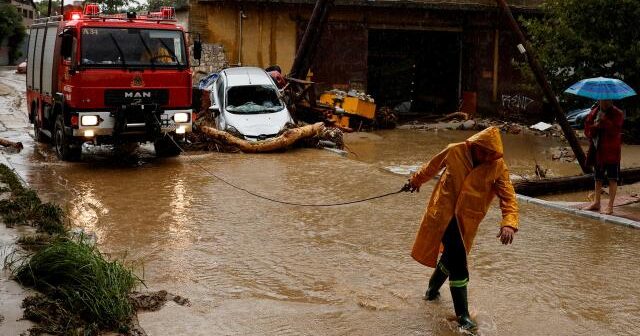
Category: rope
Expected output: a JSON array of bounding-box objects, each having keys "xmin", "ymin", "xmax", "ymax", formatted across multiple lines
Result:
[{"xmin": 163, "ymin": 132, "xmax": 404, "ymax": 207}]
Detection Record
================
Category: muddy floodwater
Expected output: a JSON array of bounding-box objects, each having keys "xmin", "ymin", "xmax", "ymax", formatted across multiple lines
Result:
[{"xmin": 7, "ymin": 129, "xmax": 640, "ymax": 335}]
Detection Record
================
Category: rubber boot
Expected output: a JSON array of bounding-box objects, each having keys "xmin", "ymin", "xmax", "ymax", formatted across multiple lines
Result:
[
  {"xmin": 424, "ymin": 263, "xmax": 448, "ymax": 301},
  {"xmin": 450, "ymin": 285, "xmax": 477, "ymax": 331}
]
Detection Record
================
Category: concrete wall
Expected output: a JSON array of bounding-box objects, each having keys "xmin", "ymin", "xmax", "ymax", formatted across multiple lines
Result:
[{"xmin": 190, "ymin": 2, "xmax": 298, "ymax": 73}]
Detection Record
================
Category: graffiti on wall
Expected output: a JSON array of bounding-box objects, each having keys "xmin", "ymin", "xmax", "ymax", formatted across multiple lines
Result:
[{"xmin": 501, "ymin": 93, "xmax": 535, "ymax": 112}]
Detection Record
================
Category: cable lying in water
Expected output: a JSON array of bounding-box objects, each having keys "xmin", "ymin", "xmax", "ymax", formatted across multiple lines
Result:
[{"xmin": 166, "ymin": 134, "xmax": 404, "ymax": 207}]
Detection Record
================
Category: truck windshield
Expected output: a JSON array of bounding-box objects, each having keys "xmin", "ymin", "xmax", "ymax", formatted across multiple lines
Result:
[
  {"xmin": 226, "ymin": 85, "xmax": 284, "ymax": 114},
  {"xmin": 80, "ymin": 28, "xmax": 186, "ymax": 67}
]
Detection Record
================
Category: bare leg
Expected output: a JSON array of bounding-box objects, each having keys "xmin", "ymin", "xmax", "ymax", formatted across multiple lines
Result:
[
  {"xmin": 602, "ymin": 180, "xmax": 617, "ymax": 215},
  {"xmin": 583, "ymin": 180, "xmax": 602, "ymax": 211}
]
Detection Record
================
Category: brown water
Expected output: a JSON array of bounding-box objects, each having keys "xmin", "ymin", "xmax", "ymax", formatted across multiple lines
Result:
[{"xmin": 5, "ymin": 124, "xmax": 640, "ymax": 335}]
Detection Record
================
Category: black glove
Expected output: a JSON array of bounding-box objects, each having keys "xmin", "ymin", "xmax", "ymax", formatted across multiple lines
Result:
[{"xmin": 402, "ymin": 180, "xmax": 420, "ymax": 193}]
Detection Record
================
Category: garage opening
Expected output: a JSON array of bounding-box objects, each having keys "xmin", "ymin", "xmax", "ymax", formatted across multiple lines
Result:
[{"xmin": 367, "ymin": 29, "xmax": 461, "ymax": 116}]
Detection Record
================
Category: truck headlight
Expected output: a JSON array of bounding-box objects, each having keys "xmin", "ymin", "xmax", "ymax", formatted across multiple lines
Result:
[
  {"xmin": 173, "ymin": 112, "xmax": 190, "ymax": 123},
  {"xmin": 81, "ymin": 115, "xmax": 99, "ymax": 126}
]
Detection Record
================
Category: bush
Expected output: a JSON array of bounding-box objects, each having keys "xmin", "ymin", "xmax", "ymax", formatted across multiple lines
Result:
[{"xmin": 15, "ymin": 237, "xmax": 141, "ymax": 334}]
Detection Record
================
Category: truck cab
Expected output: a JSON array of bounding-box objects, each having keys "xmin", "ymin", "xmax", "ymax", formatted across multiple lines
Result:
[{"xmin": 26, "ymin": 5, "xmax": 200, "ymax": 160}]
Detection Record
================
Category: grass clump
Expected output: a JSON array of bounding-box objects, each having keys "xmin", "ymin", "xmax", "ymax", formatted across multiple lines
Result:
[
  {"xmin": 0, "ymin": 164, "xmax": 66, "ymax": 234},
  {"xmin": 17, "ymin": 234, "xmax": 54, "ymax": 251},
  {"xmin": 14, "ymin": 237, "xmax": 141, "ymax": 335}
]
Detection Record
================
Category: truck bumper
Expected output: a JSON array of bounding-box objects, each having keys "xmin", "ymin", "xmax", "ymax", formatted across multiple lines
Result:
[{"xmin": 73, "ymin": 109, "xmax": 193, "ymax": 138}]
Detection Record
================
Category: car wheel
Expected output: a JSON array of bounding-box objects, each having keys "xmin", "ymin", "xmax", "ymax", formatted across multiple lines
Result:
[
  {"xmin": 53, "ymin": 115, "xmax": 81, "ymax": 161},
  {"xmin": 154, "ymin": 135, "xmax": 182, "ymax": 157}
]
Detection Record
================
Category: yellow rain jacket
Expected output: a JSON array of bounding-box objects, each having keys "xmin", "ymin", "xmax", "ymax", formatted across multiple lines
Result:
[{"xmin": 410, "ymin": 126, "xmax": 519, "ymax": 268}]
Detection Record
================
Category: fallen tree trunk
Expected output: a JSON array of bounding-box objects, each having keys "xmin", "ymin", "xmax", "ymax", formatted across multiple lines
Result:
[
  {"xmin": 514, "ymin": 167, "xmax": 640, "ymax": 197},
  {"xmin": 200, "ymin": 122, "xmax": 325, "ymax": 153},
  {"xmin": 0, "ymin": 138, "xmax": 23, "ymax": 150}
]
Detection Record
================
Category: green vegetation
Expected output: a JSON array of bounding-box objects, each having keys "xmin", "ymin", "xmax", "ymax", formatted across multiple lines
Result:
[
  {"xmin": 17, "ymin": 234, "xmax": 54, "ymax": 251},
  {"xmin": 523, "ymin": 0, "xmax": 640, "ymax": 142},
  {"xmin": 0, "ymin": 164, "xmax": 142, "ymax": 335},
  {"xmin": 147, "ymin": 0, "xmax": 188, "ymax": 11},
  {"xmin": 14, "ymin": 237, "xmax": 141, "ymax": 334},
  {"xmin": 0, "ymin": 4, "xmax": 27, "ymax": 64},
  {"xmin": 0, "ymin": 164, "xmax": 65, "ymax": 234}
]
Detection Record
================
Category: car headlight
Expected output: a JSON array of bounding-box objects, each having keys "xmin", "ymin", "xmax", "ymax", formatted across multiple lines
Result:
[
  {"xmin": 173, "ymin": 112, "xmax": 190, "ymax": 123},
  {"xmin": 81, "ymin": 115, "xmax": 99, "ymax": 126}
]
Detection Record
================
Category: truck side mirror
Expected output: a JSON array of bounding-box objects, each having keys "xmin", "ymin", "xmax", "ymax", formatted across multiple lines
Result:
[
  {"xmin": 60, "ymin": 29, "xmax": 75, "ymax": 59},
  {"xmin": 194, "ymin": 41, "xmax": 202, "ymax": 61}
]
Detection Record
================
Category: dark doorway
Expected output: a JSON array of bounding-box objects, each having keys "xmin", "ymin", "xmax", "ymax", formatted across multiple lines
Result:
[{"xmin": 368, "ymin": 29, "xmax": 461, "ymax": 115}]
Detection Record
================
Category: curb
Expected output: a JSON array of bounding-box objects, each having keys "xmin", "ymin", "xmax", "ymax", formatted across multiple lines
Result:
[{"xmin": 516, "ymin": 194, "xmax": 640, "ymax": 229}]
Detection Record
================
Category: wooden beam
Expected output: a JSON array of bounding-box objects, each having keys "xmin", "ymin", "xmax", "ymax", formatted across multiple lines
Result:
[
  {"xmin": 514, "ymin": 168, "xmax": 640, "ymax": 197},
  {"xmin": 495, "ymin": 0, "xmax": 591, "ymax": 174},
  {"xmin": 0, "ymin": 138, "xmax": 23, "ymax": 151},
  {"xmin": 289, "ymin": 0, "xmax": 334, "ymax": 79}
]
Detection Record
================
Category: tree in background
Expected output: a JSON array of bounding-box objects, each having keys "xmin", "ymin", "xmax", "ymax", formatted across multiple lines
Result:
[
  {"xmin": 147, "ymin": 0, "xmax": 188, "ymax": 11},
  {"xmin": 0, "ymin": 4, "xmax": 26, "ymax": 64},
  {"xmin": 523, "ymin": 0, "xmax": 640, "ymax": 142},
  {"xmin": 34, "ymin": 0, "xmax": 51, "ymax": 17},
  {"xmin": 93, "ymin": 0, "xmax": 136, "ymax": 14}
]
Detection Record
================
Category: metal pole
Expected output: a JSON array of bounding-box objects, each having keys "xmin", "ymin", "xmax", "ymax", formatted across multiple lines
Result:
[
  {"xmin": 495, "ymin": 0, "xmax": 591, "ymax": 174},
  {"xmin": 47, "ymin": 0, "xmax": 52, "ymax": 16},
  {"xmin": 492, "ymin": 29, "xmax": 499, "ymax": 102}
]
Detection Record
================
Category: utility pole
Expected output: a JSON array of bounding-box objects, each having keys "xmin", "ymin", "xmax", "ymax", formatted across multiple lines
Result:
[
  {"xmin": 495, "ymin": 0, "xmax": 591, "ymax": 174},
  {"xmin": 289, "ymin": 0, "xmax": 333, "ymax": 80}
]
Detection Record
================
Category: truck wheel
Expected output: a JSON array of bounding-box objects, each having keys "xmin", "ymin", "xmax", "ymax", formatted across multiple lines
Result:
[
  {"xmin": 154, "ymin": 135, "xmax": 181, "ymax": 157},
  {"xmin": 53, "ymin": 116, "xmax": 81, "ymax": 161}
]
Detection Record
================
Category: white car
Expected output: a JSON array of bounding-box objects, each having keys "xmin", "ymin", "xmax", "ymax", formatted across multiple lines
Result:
[{"xmin": 209, "ymin": 67, "xmax": 293, "ymax": 141}]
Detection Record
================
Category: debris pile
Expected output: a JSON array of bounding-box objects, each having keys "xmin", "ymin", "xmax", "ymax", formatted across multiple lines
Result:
[
  {"xmin": 130, "ymin": 290, "xmax": 190, "ymax": 312},
  {"xmin": 398, "ymin": 117, "xmax": 573, "ymax": 140},
  {"xmin": 549, "ymin": 146, "xmax": 577, "ymax": 162}
]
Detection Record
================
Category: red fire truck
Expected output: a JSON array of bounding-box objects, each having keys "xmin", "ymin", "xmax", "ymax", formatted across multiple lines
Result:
[{"xmin": 26, "ymin": 4, "xmax": 201, "ymax": 160}]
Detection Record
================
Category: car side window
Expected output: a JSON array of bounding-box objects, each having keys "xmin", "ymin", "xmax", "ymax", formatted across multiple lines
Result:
[{"xmin": 216, "ymin": 78, "xmax": 224, "ymax": 109}]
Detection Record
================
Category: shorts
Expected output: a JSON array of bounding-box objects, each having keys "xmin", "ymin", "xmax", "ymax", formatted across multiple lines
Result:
[{"xmin": 594, "ymin": 163, "xmax": 620, "ymax": 182}]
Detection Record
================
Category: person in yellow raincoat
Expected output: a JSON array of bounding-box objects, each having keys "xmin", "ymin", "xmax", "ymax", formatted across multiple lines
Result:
[
  {"xmin": 404, "ymin": 126, "xmax": 519, "ymax": 330},
  {"xmin": 141, "ymin": 40, "xmax": 174, "ymax": 64}
]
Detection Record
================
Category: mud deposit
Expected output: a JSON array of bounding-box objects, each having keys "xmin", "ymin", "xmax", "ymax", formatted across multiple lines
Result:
[{"xmin": 130, "ymin": 291, "xmax": 191, "ymax": 311}]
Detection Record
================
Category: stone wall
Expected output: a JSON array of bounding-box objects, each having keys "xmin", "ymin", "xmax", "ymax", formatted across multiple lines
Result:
[{"xmin": 191, "ymin": 43, "xmax": 228, "ymax": 85}]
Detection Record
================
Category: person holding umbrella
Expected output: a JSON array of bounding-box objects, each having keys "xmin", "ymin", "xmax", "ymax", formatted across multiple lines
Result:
[
  {"xmin": 564, "ymin": 77, "xmax": 636, "ymax": 215},
  {"xmin": 583, "ymin": 100, "xmax": 624, "ymax": 214}
]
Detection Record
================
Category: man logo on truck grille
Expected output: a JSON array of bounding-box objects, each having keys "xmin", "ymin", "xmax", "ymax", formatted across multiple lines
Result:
[
  {"xmin": 131, "ymin": 75, "xmax": 145, "ymax": 88},
  {"xmin": 125, "ymin": 91, "xmax": 152, "ymax": 98}
]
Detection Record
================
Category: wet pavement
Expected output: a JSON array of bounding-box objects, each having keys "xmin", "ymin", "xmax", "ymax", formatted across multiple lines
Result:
[{"xmin": 2, "ymin": 70, "xmax": 640, "ymax": 335}]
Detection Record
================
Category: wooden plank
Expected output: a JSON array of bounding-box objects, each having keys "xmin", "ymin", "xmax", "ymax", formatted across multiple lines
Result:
[{"xmin": 513, "ymin": 168, "xmax": 640, "ymax": 197}]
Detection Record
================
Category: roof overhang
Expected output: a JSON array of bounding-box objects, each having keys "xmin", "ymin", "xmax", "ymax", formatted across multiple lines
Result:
[{"xmin": 195, "ymin": 0, "xmax": 543, "ymax": 12}]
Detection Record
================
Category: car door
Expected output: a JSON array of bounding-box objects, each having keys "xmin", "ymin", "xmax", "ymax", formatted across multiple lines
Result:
[{"xmin": 212, "ymin": 76, "xmax": 226, "ymax": 130}]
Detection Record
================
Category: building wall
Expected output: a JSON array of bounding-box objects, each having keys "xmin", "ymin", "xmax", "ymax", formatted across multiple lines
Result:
[
  {"xmin": 10, "ymin": 0, "xmax": 35, "ymax": 27},
  {"xmin": 190, "ymin": 1, "xmax": 298, "ymax": 73},
  {"xmin": 191, "ymin": 1, "xmax": 544, "ymax": 117}
]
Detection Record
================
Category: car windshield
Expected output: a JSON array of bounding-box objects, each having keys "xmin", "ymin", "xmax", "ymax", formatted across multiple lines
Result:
[
  {"xmin": 226, "ymin": 85, "xmax": 284, "ymax": 114},
  {"xmin": 80, "ymin": 28, "xmax": 185, "ymax": 67}
]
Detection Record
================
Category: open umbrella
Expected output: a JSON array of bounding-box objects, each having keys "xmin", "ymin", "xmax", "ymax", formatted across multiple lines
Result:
[{"xmin": 564, "ymin": 77, "xmax": 636, "ymax": 100}]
